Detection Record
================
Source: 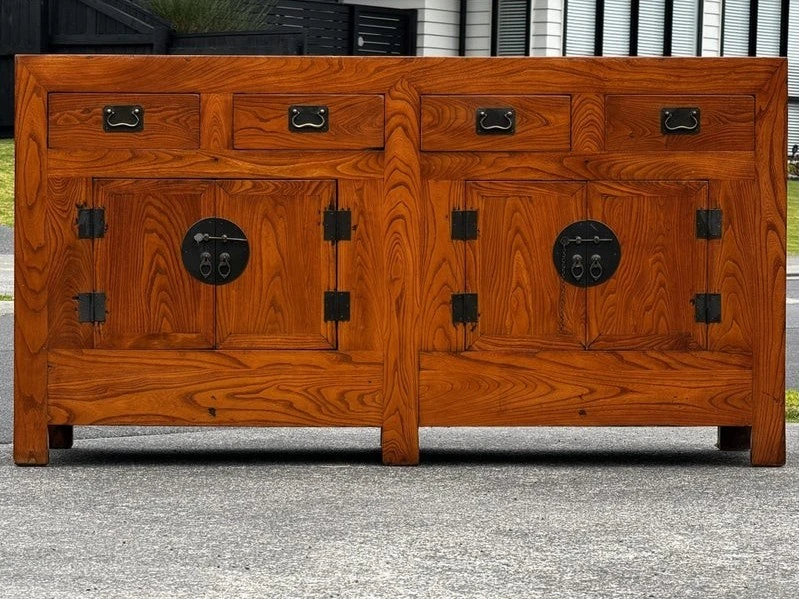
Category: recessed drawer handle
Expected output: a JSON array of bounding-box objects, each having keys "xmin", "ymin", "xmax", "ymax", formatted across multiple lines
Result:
[
  {"xmin": 661, "ymin": 107, "xmax": 700, "ymax": 134},
  {"xmin": 476, "ymin": 108, "xmax": 516, "ymax": 135},
  {"xmin": 289, "ymin": 105, "xmax": 329, "ymax": 132},
  {"xmin": 103, "ymin": 105, "xmax": 144, "ymax": 132}
]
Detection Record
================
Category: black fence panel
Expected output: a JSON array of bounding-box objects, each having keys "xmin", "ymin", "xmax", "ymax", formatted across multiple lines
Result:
[
  {"xmin": 353, "ymin": 6, "xmax": 417, "ymax": 56},
  {"xmin": 270, "ymin": 1, "xmax": 351, "ymax": 55},
  {"xmin": 169, "ymin": 30, "xmax": 305, "ymax": 55}
]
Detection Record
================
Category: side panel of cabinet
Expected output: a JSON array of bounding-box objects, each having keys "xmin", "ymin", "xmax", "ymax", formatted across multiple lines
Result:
[
  {"xmin": 94, "ymin": 179, "xmax": 215, "ymax": 349},
  {"xmin": 216, "ymin": 180, "xmax": 336, "ymax": 349},
  {"xmin": 586, "ymin": 181, "xmax": 708, "ymax": 350},
  {"xmin": 465, "ymin": 181, "xmax": 586, "ymax": 350}
]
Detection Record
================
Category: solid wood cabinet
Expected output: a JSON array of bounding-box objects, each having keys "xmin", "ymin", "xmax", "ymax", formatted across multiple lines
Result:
[{"xmin": 14, "ymin": 56, "xmax": 786, "ymax": 466}]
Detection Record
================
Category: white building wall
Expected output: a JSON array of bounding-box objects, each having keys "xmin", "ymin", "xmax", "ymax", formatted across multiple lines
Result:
[
  {"xmin": 465, "ymin": 0, "xmax": 492, "ymax": 56},
  {"xmin": 701, "ymin": 0, "xmax": 722, "ymax": 56},
  {"xmin": 342, "ymin": 0, "xmax": 460, "ymax": 56},
  {"xmin": 531, "ymin": 0, "xmax": 563, "ymax": 56}
]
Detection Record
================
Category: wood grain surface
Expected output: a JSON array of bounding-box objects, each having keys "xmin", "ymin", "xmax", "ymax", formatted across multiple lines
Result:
[
  {"xmin": 421, "ymin": 95, "xmax": 570, "ymax": 152},
  {"xmin": 572, "ymin": 94, "xmax": 604, "ymax": 153},
  {"xmin": 381, "ymin": 79, "xmax": 422, "ymax": 465},
  {"xmin": 234, "ymin": 94, "xmax": 384, "ymax": 150},
  {"xmin": 48, "ymin": 350, "xmax": 382, "ymax": 427},
  {"xmin": 420, "ymin": 351, "xmax": 752, "ymax": 426},
  {"xmin": 94, "ymin": 179, "xmax": 215, "ymax": 349},
  {"xmin": 750, "ymin": 64, "xmax": 787, "ymax": 466},
  {"xmin": 420, "ymin": 179, "xmax": 465, "ymax": 352},
  {"xmin": 605, "ymin": 95, "xmax": 754, "ymax": 152},
  {"xmin": 201, "ymin": 93, "xmax": 233, "ymax": 150},
  {"xmin": 586, "ymin": 181, "xmax": 708, "ymax": 350},
  {"xmin": 47, "ymin": 177, "xmax": 93, "ymax": 349},
  {"xmin": 337, "ymin": 179, "xmax": 384, "ymax": 352},
  {"xmin": 466, "ymin": 181, "xmax": 586, "ymax": 350},
  {"xmin": 48, "ymin": 93, "xmax": 200, "ymax": 149},
  {"xmin": 14, "ymin": 64, "xmax": 50, "ymax": 465},
  {"xmin": 216, "ymin": 180, "xmax": 336, "ymax": 350}
]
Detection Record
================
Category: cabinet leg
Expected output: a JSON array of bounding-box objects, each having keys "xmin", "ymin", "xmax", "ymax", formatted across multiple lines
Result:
[
  {"xmin": 716, "ymin": 426, "xmax": 751, "ymax": 451},
  {"xmin": 48, "ymin": 425, "xmax": 74, "ymax": 450},
  {"xmin": 13, "ymin": 424, "xmax": 50, "ymax": 466}
]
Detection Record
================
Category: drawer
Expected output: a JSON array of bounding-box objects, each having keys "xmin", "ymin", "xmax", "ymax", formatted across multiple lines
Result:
[
  {"xmin": 421, "ymin": 95, "xmax": 571, "ymax": 152},
  {"xmin": 233, "ymin": 94, "xmax": 384, "ymax": 150},
  {"xmin": 48, "ymin": 93, "xmax": 200, "ymax": 149},
  {"xmin": 605, "ymin": 95, "xmax": 755, "ymax": 151}
]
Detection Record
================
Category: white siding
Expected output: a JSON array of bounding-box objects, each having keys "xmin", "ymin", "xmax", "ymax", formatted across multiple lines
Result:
[
  {"xmin": 564, "ymin": 0, "xmax": 595, "ymax": 55},
  {"xmin": 342, "ymin": 0, "xmax": 460, "ymax": 56},
  {"xmin": 672, "ymin": 0, "xmax": 698, "ymax": 56},
  {"xmin": 531, "ymin": 0, "xmax": 563, "ymax": 56},
  {"xmin": 756, "ymin": 0, "xmax": 781, "ymax": 56},
  {"xmin": 722, "ymin": 0, "xmax": 750, "ymax": 56},
  {"xmin": 466, "ymin": 0, "xmax": 491, "ymax": 55},
  {"xmin": 702, "ymin": 0, "xmax": 722, "ymax": 56},
  {"xmin": 638, "ymin": 0, "xmax": 665, "ymax": 56},
  {"xmin": 603, "ymin": 0, "xmax": 631, "ymax": 56}
]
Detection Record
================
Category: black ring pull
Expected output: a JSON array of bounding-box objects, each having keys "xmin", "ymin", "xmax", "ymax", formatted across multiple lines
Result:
[
  {"xmin": 103, "ymin": 105, "xmax": 143, "ymax": 131},
  {"xmin": 199, "ymin": 252, "xmax": 213, "ymax": 279},
  {"xmin": 589, "ymin": 254, "xmax": 603, "ymax": 281},
  {"xmin": 218, "ymin": 252, "xmax": 231, "ymax": 280},
  {"xmin": 571, "ymin": 254, "xmax": 584, "ymax": 281}
]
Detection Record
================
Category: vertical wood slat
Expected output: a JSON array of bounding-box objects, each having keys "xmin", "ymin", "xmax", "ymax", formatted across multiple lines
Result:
[
  {"xmin": 381, "ymin": 78, "xmax": 421, "ymax": 465},
  {"xmin": 14, "ymin": 63, "xmax": 50, "ymax": 465},
  {"xmin": 420, "ymin": 179, "xmax": 464, "ymax": 352},
  {"xmin": 337, "ymin": 178, "xmax": 384, "ymax": 352},
  {"xmin": 751, "ymin": 62, "xmax": 787, "ymax": 466},
  {"xmin": 47, "ymin": 177, "xmax": 94, "ymax": 349}
]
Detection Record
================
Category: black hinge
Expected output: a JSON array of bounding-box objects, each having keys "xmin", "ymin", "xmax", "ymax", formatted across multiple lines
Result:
[
  {"xmin": 323, "ymin": 209, "xmax": 352, "ymax": 242},
  {"xmin": 77, "ymin": 292, "xmax": 106, "ymax": 323},
  {"xmin": 451, "ymin": 210, "xmax": 478, "ymax": 240},
  {"xmin": 324, "ymin": 291, "xmax": 350, "ymax": 322},
  {"xmin": 77, "ymin": 207, "xmax": 106, "ymax": 239},
  {"xmin": 696, "ymin": 209, "xmax": 722, "ymax": 239},
  {"xmin": 452, "ymin": 293, "xmax": 479, "ymax": 324},
  {"xmin": 694, "ymin": 293, "xmax": 722, "ymax": 324}
]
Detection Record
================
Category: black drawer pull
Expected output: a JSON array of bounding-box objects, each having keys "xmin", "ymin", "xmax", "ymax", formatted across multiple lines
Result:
[
  {"xmin": 661, "ymin": 107, "xmax": 700, "ymax": 135},
  {"xmin": 476, "ymin": 107, "xmax": 515, "ymax": 135},
  {"xmin": 289, "ymin": 105, "xmax": 329, "ymax": 132},
  {"xmin": 103, "ymin": 105, "xmax": 144, "ymax": 132}
]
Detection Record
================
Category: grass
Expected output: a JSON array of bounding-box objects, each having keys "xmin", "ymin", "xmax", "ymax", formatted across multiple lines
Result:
[
  {"xmin": 147, "ymin": 0, "xmax": 275, "ymax": 33},
  {"xmin": 0, "ymin": 139, "xmax": 12, "ymax": 228},
  {"xmin": 0, "ymin": 294, "xmax": 11, "ymax": 301},
  {"xmin": 789, "ymin": 180, "xmax": 798, "ymax": 255},
  {"xmin": 788, "ymin": 390, "xmax": 799, "ymax": 423}
]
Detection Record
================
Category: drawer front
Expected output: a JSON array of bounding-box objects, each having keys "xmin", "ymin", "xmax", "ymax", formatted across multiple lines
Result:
[
  {"xmin": 421, "ymin": 95, "xmax": 571, "ymax": 152},
  {"xmin": 48, "ymin": 93, "xmax": 200, "ymax": 149},
  {"xmin": 233, "ymin": 94, "xmax": 384, "ymax": 150},
  {"xmin": 605, "ymin": 95, "xmax": 755, "ymax": 151}
]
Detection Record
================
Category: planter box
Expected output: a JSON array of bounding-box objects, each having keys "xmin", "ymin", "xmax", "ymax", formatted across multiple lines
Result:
[{"xmin": 168, "ymin": 30, "xmax": 305, "ymax": 55}]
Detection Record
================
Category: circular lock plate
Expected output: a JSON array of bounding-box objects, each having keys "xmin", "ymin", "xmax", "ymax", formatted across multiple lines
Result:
[
  {"xmin": 552, "ymin": 220, "xmax": 621, "ymax": 287},
  {"xmin": 181, "ymin": 218, "xmax": 250, "ymax": 285}
]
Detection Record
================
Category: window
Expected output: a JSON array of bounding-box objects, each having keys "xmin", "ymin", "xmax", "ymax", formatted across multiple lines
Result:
[{"xmin": 493, "ymin": 0, "xmax": 531, "ymax": 56}]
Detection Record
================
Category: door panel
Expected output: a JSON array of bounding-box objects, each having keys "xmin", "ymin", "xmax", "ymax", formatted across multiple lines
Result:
[
  {"xmin": 465, "ymin": 181, "xmax": 586, "ymax": 350},
  {"xmin": 216, "ymin": 180, "xmax": 336, "ymax": 349},
  {"xmin": 586, "ymin": 181, "xmax": 708, "ymax": 350},
  {"xmin": 94, "ymin": 179, "xmax": 215, "ymax": 349}
]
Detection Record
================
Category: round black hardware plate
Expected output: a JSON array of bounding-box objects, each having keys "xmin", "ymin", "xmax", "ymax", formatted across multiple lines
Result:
[
  {"xmin": 552, "ymin": 220, "xmax": 621, "ymax": 287},
  {"xmin": 181, "ymin": 218, "xmax": 250, "ymax": 285}
]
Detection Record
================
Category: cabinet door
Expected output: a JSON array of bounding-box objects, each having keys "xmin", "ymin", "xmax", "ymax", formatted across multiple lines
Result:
[
  {"xmin": 586, "ymin": 181, "xmax": 708, "ymax": 350},
  {"xmin": 94, "ymin": 179, "xmax": 215, "ymax": 349},
  {"xmin": 216, "ymin": 180, "xmax": 337, "ymax": 349},
  {"xmin": 465, "ymin": 181, "xmax": 586, "ymax": 350}
]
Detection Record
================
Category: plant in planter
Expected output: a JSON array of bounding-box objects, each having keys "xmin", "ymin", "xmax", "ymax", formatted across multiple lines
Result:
[{"xmin": 148, "ymin": 0, "xmax": 276, "ymax": 33}]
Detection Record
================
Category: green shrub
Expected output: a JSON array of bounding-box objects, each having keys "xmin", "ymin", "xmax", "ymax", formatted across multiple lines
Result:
[
  {"xmin": 788, "ymin": 390, "xmax": 799, "ymax": 423},
  {"xmin": 148, "ymin": 0, "xmax": 276, "ymax": 33}
]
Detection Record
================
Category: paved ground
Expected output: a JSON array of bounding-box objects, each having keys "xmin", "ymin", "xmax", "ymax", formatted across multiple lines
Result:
[{"xmin": 1, "ymin": 427, "xmax": 798, "ymax": 598}]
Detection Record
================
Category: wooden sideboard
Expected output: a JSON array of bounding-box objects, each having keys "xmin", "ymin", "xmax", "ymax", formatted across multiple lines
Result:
[{"xmin": 14, "ymin": 56, "xmax": 786, "ymax": 466}]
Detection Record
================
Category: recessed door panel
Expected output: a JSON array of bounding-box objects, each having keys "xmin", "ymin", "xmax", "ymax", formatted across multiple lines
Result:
[
  {"xmin": 94, "ymin": 179, "xmax": 215, "ymax": 349},
  {"xmin": 216, "ymin": 180, "xmax": 336, "ymax": 349},
  {"xmin": 465, "ymin": 181, "xmax": 586, "ymax": 350},
  {"xmin": 586, "ymin": 181, "xmax": 708, "ymax": 350}
]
